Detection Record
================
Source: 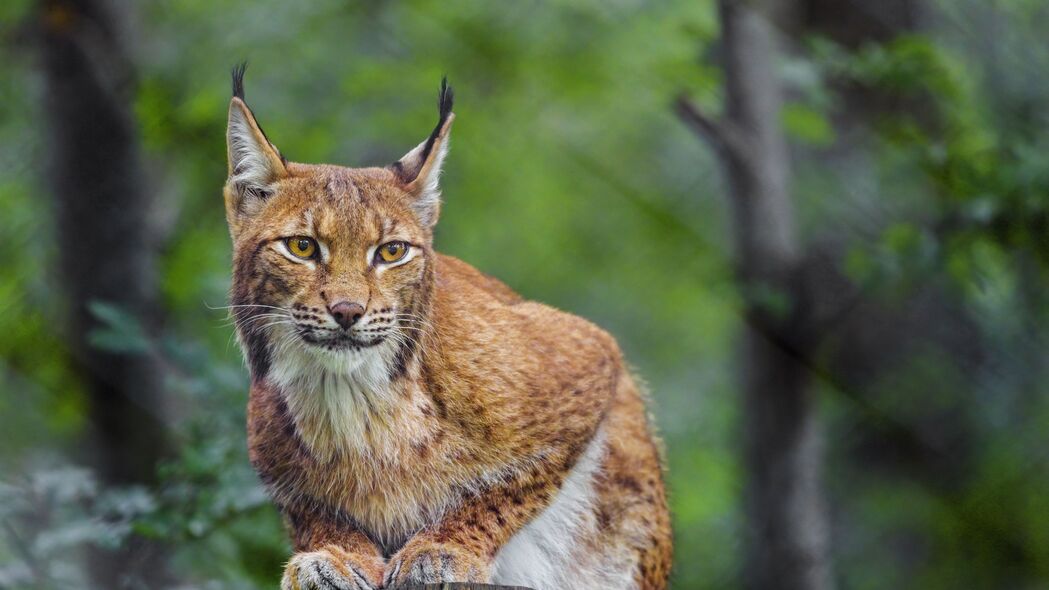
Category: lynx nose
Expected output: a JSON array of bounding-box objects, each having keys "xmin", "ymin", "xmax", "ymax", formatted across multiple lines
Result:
[{"xmin": 328, "ymin": 301, "xmax": 365, "ymax": 330}]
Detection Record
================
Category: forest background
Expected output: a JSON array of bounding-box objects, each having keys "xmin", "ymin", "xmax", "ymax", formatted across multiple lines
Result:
[{"xmin": 1, "ymin": 1, "xmax": 1048, "ymax": 589}]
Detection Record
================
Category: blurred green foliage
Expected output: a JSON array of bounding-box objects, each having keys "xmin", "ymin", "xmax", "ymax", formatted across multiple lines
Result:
[{"xmin": 1, "ymin": 0, "xmax": 1048, "ymax": 589}]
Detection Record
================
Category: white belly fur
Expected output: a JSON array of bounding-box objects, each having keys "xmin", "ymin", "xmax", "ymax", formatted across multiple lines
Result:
[{"xmin": 492, "ymin": 428, "xmax": 637, "ymax": 590}]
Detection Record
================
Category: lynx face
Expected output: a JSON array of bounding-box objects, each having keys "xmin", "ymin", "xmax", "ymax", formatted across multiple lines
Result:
[
  {"xmin": 225, "ymin": 67, "xmax": 453, "ymax": 383},
  {"xmin": 232, "ymin": 168, "xmax": 431, "ymax": 353}
]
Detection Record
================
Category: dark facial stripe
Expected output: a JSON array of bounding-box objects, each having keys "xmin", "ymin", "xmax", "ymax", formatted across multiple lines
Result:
[
  {"xmin": 232, "ymin": 238, "xmax": 277, "ymax": 378},
  {"xmin": 233, "ymin": 293, "xmax": 273, "ymax": 378},
  {"xmin": 388, "ymin": 256, "xmax": 435, "ymax": 382},
  {"xmin": 388, "ymin": 327, "xmax": 418, "ymax": 382}
]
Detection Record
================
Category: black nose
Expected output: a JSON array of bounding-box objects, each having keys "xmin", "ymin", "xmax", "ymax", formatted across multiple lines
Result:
[{"xmin": 328, "ymin": 301, "xmax": 365, "ymax": 330}]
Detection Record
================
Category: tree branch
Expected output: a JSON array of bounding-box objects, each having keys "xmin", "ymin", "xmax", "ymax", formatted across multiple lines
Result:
[{"xmin": 673, "ymin": 94, "xmax": 747, "ymax": 160}]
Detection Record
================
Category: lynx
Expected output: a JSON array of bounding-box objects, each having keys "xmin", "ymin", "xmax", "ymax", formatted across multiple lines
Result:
[{"xmin": 223, "ymin": 65, "xmax": 672, "ymax": 590}]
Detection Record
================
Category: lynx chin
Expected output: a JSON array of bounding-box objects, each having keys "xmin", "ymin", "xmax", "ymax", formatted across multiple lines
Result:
[{"xmin": 223, "ymin": 64, "xmax": 672, "ymax": 590}]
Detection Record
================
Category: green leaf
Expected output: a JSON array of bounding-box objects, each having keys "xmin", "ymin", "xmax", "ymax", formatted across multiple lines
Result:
[
  {"xmin": 783, "ymin": 102, "xmax": 835, "ymax": 146},
  {"xmin": 86, "ymin": 301, "xmax": 151, "ymax": 354}
]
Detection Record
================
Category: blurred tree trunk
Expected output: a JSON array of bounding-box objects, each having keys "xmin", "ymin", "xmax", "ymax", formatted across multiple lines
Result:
[
  {"xmin": 677, "ymin": 1, "xmax": 831, "ymax": 589},
  {"xmin": 38, "ymin": 0, "xmax": 171, "ymax": 587}
]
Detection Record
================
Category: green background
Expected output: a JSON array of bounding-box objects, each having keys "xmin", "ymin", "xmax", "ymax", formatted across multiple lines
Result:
[{"xmin": 2, "ymin": 0, "xmax": 1048, "ymax": 588}]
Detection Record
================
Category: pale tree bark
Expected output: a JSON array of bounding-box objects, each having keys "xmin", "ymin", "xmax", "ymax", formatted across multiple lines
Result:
[
  {"xmin": 676, "ymin": 1, "xmax": 831, "ymax": 589},
  {"xmin": 38, "ymin": 0, "xmax": 171, "ymax": 587}
]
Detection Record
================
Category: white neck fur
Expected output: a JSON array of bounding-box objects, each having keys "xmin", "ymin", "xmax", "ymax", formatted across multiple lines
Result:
[{"xmin": 268, "ymin": 333, "xmax": 399, "ymax": 461}]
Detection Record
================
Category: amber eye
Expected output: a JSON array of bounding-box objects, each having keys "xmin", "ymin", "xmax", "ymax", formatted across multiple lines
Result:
[
  {"xmin": 376, "ymin": 241, "xmax": 409, "ymax": 264},
  {"xmin": 285, "ymin": 237, "xmax": 317, "ymax": 259}
]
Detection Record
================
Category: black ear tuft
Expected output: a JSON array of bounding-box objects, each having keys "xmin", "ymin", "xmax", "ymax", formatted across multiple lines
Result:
[
  {"xmin": 437, "ymin": 76, "xmax": 454, "ymax": 125},
  {"xmin": 413, "ymin": 77, "xmax": 455, "ymax": 166},
  {"xmin": 389, "ymin": 77, "xmax": 456, "ymax": 185},
  {"xmin": 231, "ymin": 62, "xmax": 248, "ymax": 99}
]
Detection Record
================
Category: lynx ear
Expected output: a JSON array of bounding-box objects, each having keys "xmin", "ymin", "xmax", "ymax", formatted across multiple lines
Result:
[
  {"xmin": 390, "ymin": 78, "xmax": 454, "ymax": 227},
  {"xmin": 226, "ymin": 63, "xmax": 287, "ymax": 216}
]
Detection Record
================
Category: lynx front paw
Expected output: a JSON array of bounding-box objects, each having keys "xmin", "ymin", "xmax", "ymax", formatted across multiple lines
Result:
[
  {"xmin": 281, "ymin": 546, "xmax": 384, "ymax": 590},
  {"xmin": 384, "ymin": 542, "xmax": 489, "ymax": 587}
]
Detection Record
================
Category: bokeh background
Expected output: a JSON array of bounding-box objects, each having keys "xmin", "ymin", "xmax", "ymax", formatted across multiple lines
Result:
[{"xmin": 2, "ymin": 0, "xmax": 1049, "ymax": 589}]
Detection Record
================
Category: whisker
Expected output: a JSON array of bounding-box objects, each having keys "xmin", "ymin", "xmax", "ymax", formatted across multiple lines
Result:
[
  {"xmin": 225, "ymin": 313, "xmax": 293, "ymax": 325},
  {"xmin": 206, "ymin": 302, "xmax": 288, "ymax": 312}
]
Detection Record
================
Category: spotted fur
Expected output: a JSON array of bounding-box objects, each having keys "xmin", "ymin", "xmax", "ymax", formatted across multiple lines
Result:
[{"xmin": 223, "ymin": 69, "xmax": 671, "ymax": 589}]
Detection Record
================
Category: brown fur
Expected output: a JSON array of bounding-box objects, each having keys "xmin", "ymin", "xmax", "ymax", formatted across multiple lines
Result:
[{"xmin": 224, "ymin": 73, "xmax": 671, "ymax": 589}]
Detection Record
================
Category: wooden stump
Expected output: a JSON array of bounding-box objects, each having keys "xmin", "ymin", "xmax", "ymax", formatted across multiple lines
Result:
[{"xmin": 400, "ymin": 585, "xmax": 532, "ymax": 590}]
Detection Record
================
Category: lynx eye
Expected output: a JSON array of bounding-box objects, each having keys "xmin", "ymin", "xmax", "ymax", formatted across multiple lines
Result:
[
  {"xmin": 376, "ymin": 241, "xmax": 409, "ymax": 264},
  {"xmin": 285, "ymin": 237, "xmax": 317, "ymax": 259}
]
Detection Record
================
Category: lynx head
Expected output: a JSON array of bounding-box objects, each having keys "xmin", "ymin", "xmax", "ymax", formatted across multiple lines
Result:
[{"xmin": 224, "ymin": 64, "xmax": 453, "ymax": 384}]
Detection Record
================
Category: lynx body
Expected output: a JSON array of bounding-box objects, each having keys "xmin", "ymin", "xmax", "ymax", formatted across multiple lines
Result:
[{"xmin": 224, "ymin": 67, "xmax": 671, "ymax": 590}]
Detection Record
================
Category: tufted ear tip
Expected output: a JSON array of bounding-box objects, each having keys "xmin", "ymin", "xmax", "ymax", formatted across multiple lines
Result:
[
  {"xmin": 225, "ymin": 66, "xmax": 286, "ymax": 217},
  {"xmin": 437, "ymin": 76, "xmax": 454, "ymax": 127},
  {"xmin": 231, "ymin": 61, "xmax": 248, "ymax": 99},
  {"xmin": 386, "ymin": 78, "xmax": 456, "ymax": 227}
]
